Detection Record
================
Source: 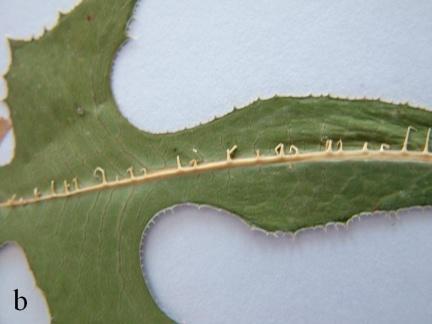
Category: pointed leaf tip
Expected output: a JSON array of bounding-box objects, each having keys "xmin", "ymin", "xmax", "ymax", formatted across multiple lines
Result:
[{"xmin": 0, "ymin": 117, "xmax": 11, "ymax": 143}]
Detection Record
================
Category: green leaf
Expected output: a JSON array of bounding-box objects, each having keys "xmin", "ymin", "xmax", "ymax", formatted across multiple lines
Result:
[{"xmin": 1, "ymin": 0, "xmax": 432, "ymax": 322}]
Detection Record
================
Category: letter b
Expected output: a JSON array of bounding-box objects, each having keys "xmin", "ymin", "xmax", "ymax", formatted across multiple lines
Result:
[{"xmin": 14, "ymin": 289, "xmax": 27, "ymax": 311}]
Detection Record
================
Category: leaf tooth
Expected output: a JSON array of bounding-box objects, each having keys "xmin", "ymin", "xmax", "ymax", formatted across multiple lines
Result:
[
  {"xmin": 380, "ymin": 143, "xmax": 390, "ymax": 152},
  {"xmin": 336, "ymin": 139, "xmax": 343, "ymax": 152},
  {"xmin": 72, "ymin": 177, "xmax": 80, "ymax": 191},
  {"xmin": 127, "ymin": 167, "xmax": 135, "ymax": 179},
  {"xmin": 7, "ymin": 194, "xmax": 17, "ymax": 205},
  {"xmin": 63, "ymin": 180, "xmax": 70, "ymax": 194},
  {"xmin": 289, "ymin": 145, "xmax": 299, "ymax": 155},
  {"xmin": 402, "ymin": 126, "xmax": 416, "ymax": 152},
  {"xmin": 325, "ymin": 140, "xmax": 333, "ymax": 152},
  {"xmin": 226, "ymin": 145, "xmax": 238, "ymax": 161},
  {"xmin": 50, "ymin": 180, "xmax": 57, "ymax": 195},
  {"xmin": 274, "ymin": 143, "xmax": 285, "ymax": 156},
  {"xmin": 255, "ymin": 149, "xmax": 261, "ymax": 159},
  {"xmin": 423, "ymin": 128, "xmax": 431, "ymax": 154},
  {"xmin": 93, "ymin": 167, "xmax": 107, "ymax": 184},
  {"xmin": 33, "ymin": 187, "xmax": 41, "ymax": 199}
]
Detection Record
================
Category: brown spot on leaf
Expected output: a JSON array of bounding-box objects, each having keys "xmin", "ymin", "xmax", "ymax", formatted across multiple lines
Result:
[
  {"xmin": 0, "ymin": 117, "xmax": 11, "ymax": 143},
  {"xmin": 86, "ymin": 14, "xmax": 94, "ymax": 22}
]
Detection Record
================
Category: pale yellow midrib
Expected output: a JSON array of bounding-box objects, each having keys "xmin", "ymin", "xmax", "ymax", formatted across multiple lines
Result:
[{"xmin": 2, "ymin": 147, "xmax": 432, "ymax": 208}]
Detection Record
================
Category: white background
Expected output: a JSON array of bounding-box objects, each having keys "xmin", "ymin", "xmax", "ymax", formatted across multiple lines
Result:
[{"xmin": 1, "ymin": 1, "xmax": 432, "ymax": 323}]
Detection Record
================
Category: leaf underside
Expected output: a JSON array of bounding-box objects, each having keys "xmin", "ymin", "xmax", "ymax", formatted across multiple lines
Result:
[{"xmin": 1, "ymin": 0, "xmax": 432, "ymax": 322}]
